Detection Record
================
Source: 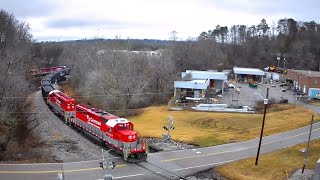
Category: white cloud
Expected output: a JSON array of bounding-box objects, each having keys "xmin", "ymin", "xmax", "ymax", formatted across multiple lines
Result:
[{"xmin": 5, "ymin": 0, "xmax": 317, "ymax": 41}]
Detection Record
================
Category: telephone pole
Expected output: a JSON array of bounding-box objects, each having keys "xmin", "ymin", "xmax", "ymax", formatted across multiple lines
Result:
[
  {"xmin": 254, "ymin": 88, "xmax": 269, "ymax": 166},
  {"xmin": 302, "ymin": 115, "xmax": 314, "ymax": 173}
]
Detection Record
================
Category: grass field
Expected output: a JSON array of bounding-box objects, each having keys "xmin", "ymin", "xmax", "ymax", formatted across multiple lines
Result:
[
  {"xmin": 216, "ymin": 139, "xmax": 320, "ymax": 180},
  {"xmin": 129, "ymin": 104, "xmax": 319, "ymax": 147}
]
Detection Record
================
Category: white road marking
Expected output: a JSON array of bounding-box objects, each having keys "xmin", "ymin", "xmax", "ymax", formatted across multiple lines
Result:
[
  {"xmin": 113, "ymin": 173, "xmax": 144, "ymax": 179},
  {"xmin": 172, "ymin": 156, "xmax": 252, "ymax": 171}
]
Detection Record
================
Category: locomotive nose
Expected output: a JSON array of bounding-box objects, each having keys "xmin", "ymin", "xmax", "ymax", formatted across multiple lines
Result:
[{"xmin": 119, "ymin": 130, "xmax": 137, "ymax": 142}]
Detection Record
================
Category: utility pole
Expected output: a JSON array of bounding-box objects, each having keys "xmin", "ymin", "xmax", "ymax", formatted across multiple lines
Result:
[
  {"xmin": 277, "ymin": 56, "xmax": 280, "ymax": 67},
  {"xmin": 283, "ymin": 57, "xmax": 287, "ymax": 69},
  {"xmin": 255, "ymin": 88, "xmax": 269, "ymax": 166},
  {"xmin": 302, "ymin": 115, "xmax": 314, "ymax": 174}
]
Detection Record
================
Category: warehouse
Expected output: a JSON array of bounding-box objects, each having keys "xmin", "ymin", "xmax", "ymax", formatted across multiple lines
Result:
[{"xmin": 284, "ymin": 69, "xmax": 320, "ymax": 94}]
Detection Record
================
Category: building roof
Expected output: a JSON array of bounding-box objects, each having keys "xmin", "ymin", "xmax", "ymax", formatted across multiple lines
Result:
[
  {"xmin": 289, "ymin": 69, "xmax": 320, "ymax": 78},
  {"xmin": 182, "ymin": 70, "xmax": 227, "ymax": 80},
  {"xmin": 174, "ymin": 80, "xmax": 208, "ymax": 89},
  {"xmin": 233, "ymin": 67, "xmax": 265, "ymax": 76}
]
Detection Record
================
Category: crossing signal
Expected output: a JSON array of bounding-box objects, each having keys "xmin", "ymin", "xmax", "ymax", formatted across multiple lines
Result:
[
  {"xmin": 99, "ymin": 162, "xmax": 104, "ymax": 169},
  {"xmin": 111, "ymin": 161, "xmax": 116, "ymax": 169}
]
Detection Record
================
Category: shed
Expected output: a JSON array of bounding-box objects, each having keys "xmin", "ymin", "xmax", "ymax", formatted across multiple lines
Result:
[
  {"xmin": 174, "ymin": 80, "xmax": 208, "ymax": 98},
  {"xmin": 233, "ymin": 67, "xmax": 264, "ymax": 82}
]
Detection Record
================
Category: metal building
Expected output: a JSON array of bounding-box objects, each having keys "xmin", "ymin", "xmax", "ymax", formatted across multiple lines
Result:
[{"xmin": 174, "ymin": 70, "xmax": 228, "ymax": 98}]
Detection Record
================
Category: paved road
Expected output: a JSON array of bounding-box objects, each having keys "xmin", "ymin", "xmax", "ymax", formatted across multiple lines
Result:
[{"xmin": 1, "ymin": 120, "xmax": 320, "ymax": 180}]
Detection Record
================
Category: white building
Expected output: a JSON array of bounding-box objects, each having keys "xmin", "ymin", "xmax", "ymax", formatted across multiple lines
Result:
[{"xmin": 174, "ymin": 70, "xmax": 228, "ymax": 98}]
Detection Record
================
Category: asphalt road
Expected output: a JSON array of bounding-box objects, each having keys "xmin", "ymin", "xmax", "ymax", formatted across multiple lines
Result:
[{"xmin": 1, "ymin": 119, "xmax": 320, "ymax": 180}]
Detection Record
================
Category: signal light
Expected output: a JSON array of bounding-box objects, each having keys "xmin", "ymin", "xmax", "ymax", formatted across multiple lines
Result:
[
  {"xmin": 111, "ymin": 161, "xmax": 116, "ymax": 169},
  {"xmin": 99, "ymin": 162, "xmax": 104, "ymax": 169}
]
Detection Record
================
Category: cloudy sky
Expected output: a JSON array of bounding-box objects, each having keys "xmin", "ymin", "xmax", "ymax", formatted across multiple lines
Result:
[{"xmin": 1, "ymin": 0, "xmax": 319, "ymax": 41}]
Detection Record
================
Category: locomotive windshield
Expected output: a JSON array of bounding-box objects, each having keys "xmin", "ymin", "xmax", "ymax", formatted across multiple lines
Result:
[{"xmin": 118, "ymin": 123, "xmax": 131, "ymax": 130}]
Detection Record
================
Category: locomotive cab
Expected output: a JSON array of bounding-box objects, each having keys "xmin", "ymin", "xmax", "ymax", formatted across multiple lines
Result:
[
  {"xmin": 47, "ymin": 90, "xmax": 76, "ymax": 125},
  {"xmin": 106, "ymin": 118, "xmax": 147, "ymax": 162},
  {"xmin": 116, "ymin": 123, "xmax": 136, "ymax": 139}
]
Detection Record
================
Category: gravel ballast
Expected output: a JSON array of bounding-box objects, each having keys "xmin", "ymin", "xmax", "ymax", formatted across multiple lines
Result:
[{"xmin": 29, "ymin": 90, "xmax": 102, "ymax": 162}]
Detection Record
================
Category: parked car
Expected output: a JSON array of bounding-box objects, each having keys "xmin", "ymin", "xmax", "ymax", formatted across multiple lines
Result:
[{"xmin": 228, "ymin": 84, "xmax": 235, "ymax": 88}]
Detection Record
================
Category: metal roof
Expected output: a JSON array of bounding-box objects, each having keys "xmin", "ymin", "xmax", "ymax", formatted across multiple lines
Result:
[
  {"xmin": 233, "ymin": 67, "xmax": 265, "ymax": 76},
  {"xmin": 182, "ymin": 70, "xmax": 227, "ymax": 80},
  {"xmin": 290, "ymin": 69, "xmax": 320, "ymax": 78},
  {"xmin": 174, "ymin": 80, "xmax": 208, "ymax": 89},
  {"xmin": 106, "ymin": 118, "xmax": 129, "ymax": 128}
]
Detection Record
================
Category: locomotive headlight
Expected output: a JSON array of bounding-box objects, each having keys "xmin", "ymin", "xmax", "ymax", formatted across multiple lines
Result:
[{"xmin": 128, "ymin": 135, "xmax": 132, "ymax": 140}]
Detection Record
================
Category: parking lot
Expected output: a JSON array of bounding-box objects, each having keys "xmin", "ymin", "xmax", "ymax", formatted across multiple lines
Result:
[{"xmin": 215, "ymin": 82, "xmax": 297, "ymax": 108}]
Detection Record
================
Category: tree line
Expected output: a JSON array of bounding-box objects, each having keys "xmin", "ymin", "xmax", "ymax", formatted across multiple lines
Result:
[
  {"xmin": 0, "ymin": 9, "xmax": 38, "ymax": 159},
  {"xmin": 197, "ymin": 18, "xmax": 320, "ymax": 71}
]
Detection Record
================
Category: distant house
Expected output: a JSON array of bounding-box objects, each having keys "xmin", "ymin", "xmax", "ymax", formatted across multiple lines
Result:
[
  {"xmin": 233, "ymin": 67, "xmax": 265, "ymax": 82},
  {"xmin": 284, "ymin": 69, "xmax": 320, "ymax": 94},
  {"xmin": 174, "ymin": 70, "xmax": 228, "ymax": 98}
]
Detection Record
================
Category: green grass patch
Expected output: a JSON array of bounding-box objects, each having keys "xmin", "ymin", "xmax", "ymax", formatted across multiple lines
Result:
[{"xmin": 194, "ymin": 135, "xmax": 226, "ymax": 147}]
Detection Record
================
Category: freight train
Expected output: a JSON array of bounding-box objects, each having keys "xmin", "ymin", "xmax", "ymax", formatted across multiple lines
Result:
[
  {"xmin": 40, "ymin": 66, "xmax": 147, "ymax": 162},
  {"xmin": 31, "ymin": 66, "xmax": 68, "ymax": 76}
]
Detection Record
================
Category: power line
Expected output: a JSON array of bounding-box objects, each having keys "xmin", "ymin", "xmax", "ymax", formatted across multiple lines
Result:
[
  {"xmin": 0, "ymin": 108, "xmax": 147, "ymax": 114},
  {"xmin": 0, "ymin": 91, "xmax": 174, "ymax": 99}
]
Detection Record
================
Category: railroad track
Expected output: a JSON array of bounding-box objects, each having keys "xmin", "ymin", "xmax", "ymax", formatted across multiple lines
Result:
[{"xmin": 135, "ymin": 161, "xmax": 187, "ymax": 180}]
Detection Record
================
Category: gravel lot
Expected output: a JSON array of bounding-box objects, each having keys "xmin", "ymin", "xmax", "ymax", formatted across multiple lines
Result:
[
  {"xmin": 29, "ymin": 91, "xmax": 102, "ymax": 162},
  {"xmin": 217, "ymin": 82, "xmax": 297, "ymax": 108}
]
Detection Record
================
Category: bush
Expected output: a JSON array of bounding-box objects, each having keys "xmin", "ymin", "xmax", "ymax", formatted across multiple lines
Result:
[
  {"xmin": 255, "ymin": 98, "xmax": 276, "ymax": 111},
  {"xmin": 279, "ymin": 99, "xmax": 288, "ymax": 103}
]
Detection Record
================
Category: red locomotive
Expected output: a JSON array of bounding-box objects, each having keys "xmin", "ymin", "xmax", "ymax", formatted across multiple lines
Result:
[
  {"xmin": 47, "ymin": 90, "xmax": 76, "ymax": 124},
  {"xmin": 46, "ymin": 90, "xmax": 147, "ymax": 162}
]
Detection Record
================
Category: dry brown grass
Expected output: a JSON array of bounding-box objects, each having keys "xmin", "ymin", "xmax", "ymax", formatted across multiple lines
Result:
[
  {"xmin": 216, "ymin": 140, "xmax": 320, "ymax": 180},
  {"xmin": 129, "ymin": 105, "xmax": 319, "ymax": 146},
  {"xmin": 59, "ymin": 83, "xmax": 78, "ymax": 98}
]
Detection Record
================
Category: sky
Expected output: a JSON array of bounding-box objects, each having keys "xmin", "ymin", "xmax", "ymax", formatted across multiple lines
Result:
[{"xmin": 1, "ymin": 0, "xmax": 319, "ymax": 41}]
